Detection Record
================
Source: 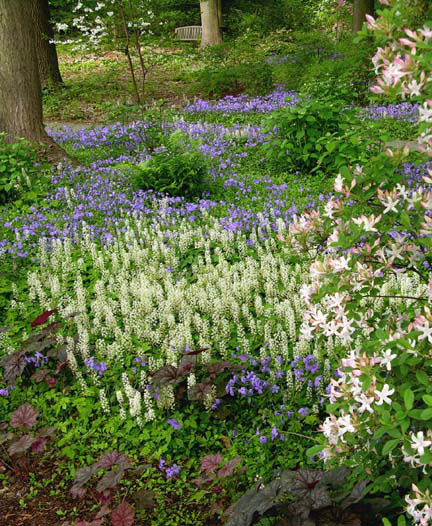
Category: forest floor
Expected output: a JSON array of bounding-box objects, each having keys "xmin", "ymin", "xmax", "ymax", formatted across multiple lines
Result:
[{"xmin": 43, "ymin": 45, "xmax": 205, "ymax": 124}]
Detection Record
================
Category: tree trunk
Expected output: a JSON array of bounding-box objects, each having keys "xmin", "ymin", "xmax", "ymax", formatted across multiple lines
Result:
[
  {"xmin": 0, "ymin": 0, "xmax": 69, "ymax": 162},
  {"xmin": 200, "ymin": 0, "xmax": 222, "ymax": 48},
  {"xmin": 217, "ymin": 0, "xmax": 222, "ymax": 28},
  {"xmin": 352, "ymin": 0, "xmax": 374, "ymax": 33},
  {"xmin": 34, "ymin": 0, "xmax": 63, "ymax": 89}
]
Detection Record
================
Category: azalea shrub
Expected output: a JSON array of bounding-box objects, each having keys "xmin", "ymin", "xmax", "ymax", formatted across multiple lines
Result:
[{"xmin": 279, "ymin": 1, "xmax": 432, "ymax": 523}]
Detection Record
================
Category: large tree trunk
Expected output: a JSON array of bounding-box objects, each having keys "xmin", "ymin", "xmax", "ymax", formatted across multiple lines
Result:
[
  {"xmin": 34, "ymin": 0, "xmax": 63, "ymax": 89},
  {"xmin": 0, "ymin": 0, "xmax": 68, "ymax": 162},
  {"xmin": 200, "ymin": 0, "xmax": 222, "ymax": 48},
  {"xmin": 353, "ymin": 0, "xmax": 374, "ymax": 33}
]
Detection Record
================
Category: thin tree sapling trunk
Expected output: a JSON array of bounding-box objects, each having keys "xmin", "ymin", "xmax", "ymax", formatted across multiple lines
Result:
[
  {"xmin": 34, "ymin": 0, "xmax": 64, "ymax": 90},
  {"xmin": 353, "ymin": 0, "xmax": 374, "ymax": 33}
]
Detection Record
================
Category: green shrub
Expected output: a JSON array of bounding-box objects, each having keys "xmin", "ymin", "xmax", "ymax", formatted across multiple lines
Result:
[
  {"xmin": 271, "ymin": 31, "xmax": 336, "ymax": 91},
  {"xmin": 195, "ymin": 62, "xmax": 273, "ymax": 98},
  {"xmin": 300, "ymin": 40, "xmax": 375, "ymax": 105},
  {"xmin": 271, "ymin": 34, "xmax": 374, "ymax": 103},
  {"xmin": 0, "ymin": 134, "xmax": 40, "ymax": 206},
  {"xmin": 263, "ymin": 99, "xmax": 380, "ymax": 176},
  {"xmin": 123, "ymin": 130, "xmax": 209, "ymax": 199}
]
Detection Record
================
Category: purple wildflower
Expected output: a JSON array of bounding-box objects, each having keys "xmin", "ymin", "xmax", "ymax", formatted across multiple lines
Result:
[
  {"xmin": 165, "ymin": 463, "xmax": 180, "ymax": 478},
  {"xmin": 167, "ymin": 419, "xmax": 182, "ymax": 430}
]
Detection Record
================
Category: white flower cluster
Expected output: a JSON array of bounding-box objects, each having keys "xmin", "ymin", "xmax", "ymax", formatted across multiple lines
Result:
[
  {"xmin": 51, "ymin": 0, "xmax": 156, "ymax": 50},
  {"xmin": 25, "ymin": 215, "xmax": 311, "ymax": 421}
]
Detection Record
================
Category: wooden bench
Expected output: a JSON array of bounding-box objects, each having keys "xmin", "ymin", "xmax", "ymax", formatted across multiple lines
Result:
[{"xmin": 175, "ymin": 26, "xmax": 202, "ymax": 41}]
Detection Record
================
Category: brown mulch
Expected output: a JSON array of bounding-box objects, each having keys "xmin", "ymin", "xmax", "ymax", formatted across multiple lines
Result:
[
  {"xmin": 0, "ymin": 485, "xmax": 95, "ymax": 526},
  {"xmin": 0, "ymin": 458, "xmax": 96, "ymax": 526}
]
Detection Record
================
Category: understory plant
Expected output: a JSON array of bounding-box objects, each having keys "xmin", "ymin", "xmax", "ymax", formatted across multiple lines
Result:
[
  {"xmin": 127, "ymin": 130, "xmax": 210, "ymax": 198},
  {"xmin": 262, "ymin": 99, "xmax": 380, "ymax": 176},
  {"xmin": 225, "ymin": 466, "xmax": 388, "ymax": 526},
  {"xmin": 279, "ymin": 1, "xmax": 432, "ymax": 523},
  {"xmin": 0, "ymin": 134, "xmax": 41, "ymax": 206}
]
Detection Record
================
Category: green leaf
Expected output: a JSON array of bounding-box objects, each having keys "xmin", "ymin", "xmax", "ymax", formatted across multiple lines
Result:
[
  {"xmin": 423, "ymin": 394, "xmax": 432, "ymax": 406},
  {"xmin": 397, "ymin": 514, "xmax": 406, "ymax": 526},
  {"xmin": 400, "ymin": 419, "xmax": 410, "ymax": 434},
  {"xmin": 408, "ymin": 409, "xmax": 424, "ymax": 419},
  {"xmin": 382, "ymin": 519, "xmax": 392, "ymax": 526},
  {"xmin": 420, "ymin": 408, "xmax": 432, "ymax": 420},
  {"xmin": 387, "ymin": 428, "xmax": 401, "ymax": 439},
  {"xmin": 417, "ymin": 371, "xmax": 429, "ymax": 386},
  {"xmin": 419, "ymin": 451, "xmax": 432, "ymax": 464},
  {"xmin": 399, "ymin": 212, "xmax": 410, "ymax": 227},
  {"xmin": 404, "ymin": 389, "xmax": 414, "ymax": 411},
  {"xmin": 382, "ymin": 439, "xmax": 399, "ymax": 456},
  {"xmin": 418, "ymin": 238, "xmax": 432, "ymax": 247}
]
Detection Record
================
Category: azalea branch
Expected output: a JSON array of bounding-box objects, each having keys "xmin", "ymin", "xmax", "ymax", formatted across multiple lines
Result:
[{"xmin": 358, "ymin": 293, "xmax": 427, "ymax": 302}]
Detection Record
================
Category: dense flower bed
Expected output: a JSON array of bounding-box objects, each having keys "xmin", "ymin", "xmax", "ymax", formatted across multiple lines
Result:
[{"xmin": 183, "ymin": 89, "xmax": 299, "ymax": 114}]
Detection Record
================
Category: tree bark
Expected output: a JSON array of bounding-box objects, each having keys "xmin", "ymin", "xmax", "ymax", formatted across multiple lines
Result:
[
  {"xmin": 200, "ymin": 0, "xmax": 222, "ymax": 48},
  {"xmin": 352, "ymin": 0, "xmax": 374, "ymax": 33},
  {"xmin": 217, "ymin": 0, "xmax": 222, "ymax": 28},
  {"xmin": 34, "ymin": 0, "xmax": 63, "ymax": 89},
  {"xmin": 0, "ymin": 0, "xmax": 69, "ymax": 163}
]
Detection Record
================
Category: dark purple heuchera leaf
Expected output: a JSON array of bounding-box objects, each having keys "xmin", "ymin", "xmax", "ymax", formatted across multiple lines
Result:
[
  {"xmin": 188, "ymin": 381, "xmax": 213, "ymax": 401},
  {"xmin": 8, "ymin": 434, "xmax": 35, "ymax": 455},
  {"xmin": 25, "ymin": 336, "xmax": 57, "ymax": 354},
  {"xmin": 200, "ymin": 454, "xmax": 224, "ymax": 474},
  {"xmin": 23, "ymin": 332, "xmax": 45, "ymax": 344},
  {"xmin": 10, "ymin": 403, "xmax": 39, "ymax": 429},
  {"xmin": 174, "ymin": 383, "xmax": 187, "ymax": 402},
  {"xmin": 225, "ymin": 480, "xmax": 280, "ymax": 526},
  {"xmin": 184, "ymin": 347, "xmax": 207, "ymax": 356},
  {"xmin": 95, "ymin": 451, "xmax": 130, "ymax": 469},
  {"xmin": 177, "ymin": 358, "xmax": 195, "ymax": 377},
  {"xmin": 70, "ymin": 465, "xmax": 98, "ymax": 496},
  {"xmin": 320, "ymin": 466, "xmax": 350, "ymax": 489},
  {"xmin": 341, "ymin": 480, "xmax": 369, "ymax": 510},
  {"xmin": 191, "ymin": 475, "xmax": 213, "ymax": 487},
  {"xmin": 132, "ymin": 489, "xmax": 156, "ymax": 510},
  {"xmin": 217, "ymin": 458, "xmax": 242, "ymax": 479},
  {"xmin": 2, "ymin": 348, "xmax": 27, "ymax": 384},
  {"xmin": 95, "ymin": 503, "xmax": 111, "ymax": 518},
  {"xmin": 150, "ymin": 365, "xmax": 182, "ymax": 386},
  {"xmin": 31, "ymin": 309, "xmax": 57, "ymax": 328},
  {"xmin": 111, "ymin": 501, "xmax": 134, "ymax": 526},
  {"xmin": 70, "ymin": 485, "xmax": 87, "ymax": 498},
  {"xmin": 46, "ymin": 377, "xmax": 57, "ymax": 387},
  {"xmin": 38, "ymin": 426, "xmax": 55, "ymax": 437},
  {"xmin": 207, "ymin": 361, "xmax": 232, "ymax": 376},
  {"xmin": 31, "ymin": 369, "xmax": 50, "ymax": 383},
  {"xmin": 55, "ymin": 360, "xmax": 69, "ymax": 373},
  {"xmin": 41, "ymin": 322, "xmax": 62, "ymax": 335},
  {"xmin": 31, "ymin": 437, "xmax": 48, "ymax": 453},
  {"xmin": 0, "ymin": 432, "xmax": 14, "ymax": 446},
  {"xmin": 96, "ymin": 467, "xmax": 125, "ymax": 493},
  {"xmin": 308, "ymin": 486, "xmax": 332, "ymax": 511},
  {"xmin": 290, "ymin": 469, "xmax": 323, "ymax": 498}
]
